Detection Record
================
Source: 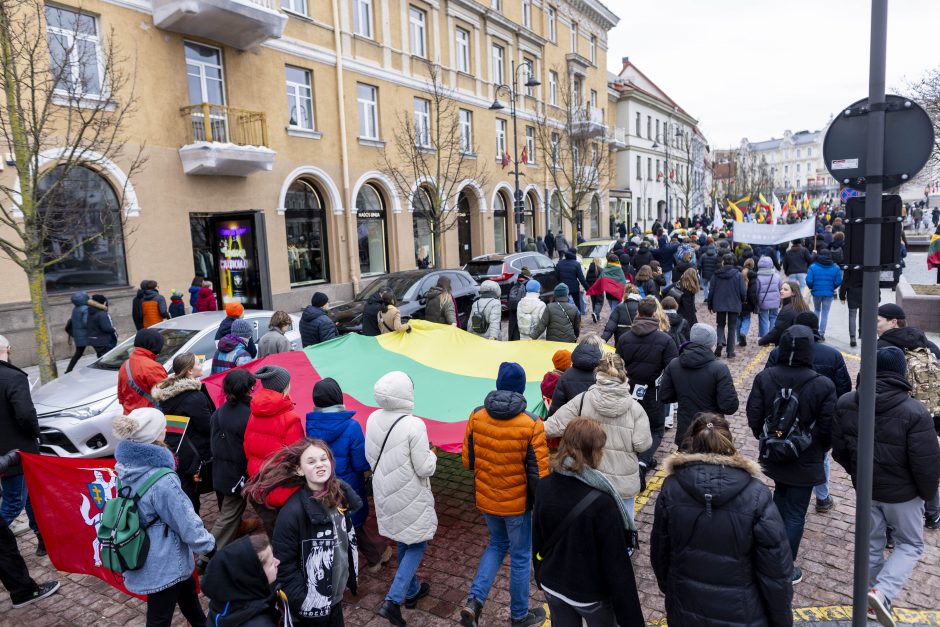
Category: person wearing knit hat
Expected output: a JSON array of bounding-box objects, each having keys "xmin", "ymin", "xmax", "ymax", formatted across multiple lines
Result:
[
  {"xmin": 531, "ymin": 282, "xmax": 580, "ymax": 342},
  {"xmin": 311, "ymin": 292, "xmax": 329, "ymax": 308},
  {"xmin": 211, "ymin": 319, "xmax": 256, "ymax": 375},
  {"xmin": 553, "ymin": 283, "xmax": 569, "ymax": 299},
  {"xmin": 552, "ymin": 349, "xmax": 572, "ymax": 371},
  {"xmin": 517, "ymin": 279, "xmax": 547, "ymax": 340},
  {"xmin": 231, "ymin": 319, "xmax": 253, "ymax": 338},
  {"xmin": 507, "ymin": 271, "xmax": 532, "ymax": 341},
  {"xmin": 254, "ymin": 365, "xmax": 291, "ymax": 392},
  {"xmin": 540, "ymin": 350, "xmax": 572, "ymax": 407},
  {"xmin": 525, "ymin": 279, "xmax": 541, "ymax": 293},
  {"xmin": 689, "ymin": 323, "xmax": 717, "ymax": 350},
  {"xmin": 876, "ymin": 302, "xmax": 940, "ymax": 359},
  {"xmin": 113, "ymin": 407, "xmax": 167, "ymax": 444},
  {"xmin": 224, "ymin": 301, "xmax": 245, "ymax": 318},
  {"xmin": 461, "ymin": 362, "xmax": 548, "ymax": 627}
]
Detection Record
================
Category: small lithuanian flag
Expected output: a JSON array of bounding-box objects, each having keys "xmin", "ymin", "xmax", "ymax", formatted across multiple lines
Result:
[
  {"xmin": 928, "ymin": 234, "xmax": 940, "ymax": 270},
  {"xmin": 165, "ymin": 415, "xmax": 190, "ymax": 437}
]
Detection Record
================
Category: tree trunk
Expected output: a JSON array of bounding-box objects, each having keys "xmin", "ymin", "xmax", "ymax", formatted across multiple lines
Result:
[
  {"xmin": 433, "ymin": 215, "xmax": 444, "ymax": 269},
  {"xmin": 27, "ymin": 266, "xmax": 57, "ymax": 384}
]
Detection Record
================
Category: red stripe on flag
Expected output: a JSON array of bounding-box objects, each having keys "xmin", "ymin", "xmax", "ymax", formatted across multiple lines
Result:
[{"xmin": 585, "ymin": 276, "xmax": 626, "ymax": 302}]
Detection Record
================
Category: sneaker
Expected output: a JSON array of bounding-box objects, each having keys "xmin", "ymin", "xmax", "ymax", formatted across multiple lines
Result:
[
  {"xmin": 738, "ymin": 335, "xmax": 747, "ymax": 347},
  {"xmin": 378, "ymin": 600, "xmax": 407, "ymax": 627},
  {"xmin": 867, "ymin": 588, "xmax": 896, "ymax": 627},
  {"xmin": 404, "ymin": 582, "xmax": 430, "ymax": 609},
  {"xmin": 591, "ymin": 312, "xmax": 599, "ymax": 324},
  {"xmin": 511, "ymin": 606, "xmax": 546, "ymax": 627},
  {"xmin": 791, "ymin": 567, "xmax": 803, "ymax": 584},
  {"xmin": 638, "ymin": 462, "xmax": 648, "ymax": 494},
  {"xmin": 664, "ymin": 413, "xmax": 674, "ymax": 430},
  {"xmin": 459, "ymin": 597, "xmax": 484, "ymax": 627},
  {"xmin": 35, "ymin": 539, "xmax": 46, "ymax": 557},
  {"xmin": 11, "ymin": 581, "xmax": 60, "ymax": 608},
  {"xmin": 815, "ymin": 496, "xmax": 835, "ymax": 513},
  {"xmin": 368, "ymin": 545, "xmax": 394, "ymax": 574},
  {"xmin": 8, "ymin": 520, "xmax": 29, "ymax": 537},
  {"xmin": 926, "ymin": 512, "xmax": 940, "ymax": 530},
  {"xmin": 850, "ymin": 338, "xmax": 857, "ymax": 348},
  {"xmin": 714, "ymin": 345, "xmax": 723, "ymax": 358},
  {"xmin": 868, "ymin": 607, "xmax": 877, "ymax": 621}
]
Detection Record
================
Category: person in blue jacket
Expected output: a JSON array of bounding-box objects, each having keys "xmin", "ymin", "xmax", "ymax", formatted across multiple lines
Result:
[
  {"xmin": 805, "ymin": 249, "xmax": 842, "ymax": 340},
  {"xmin": 64, "ymin": 291, "xmax": 90, "ymax": 373},
  {"xmin": 305, "ymin": 378, "xmax": 393, "ymax": 574}
]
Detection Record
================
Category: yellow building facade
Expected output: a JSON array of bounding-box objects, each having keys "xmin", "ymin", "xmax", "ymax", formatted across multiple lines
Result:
[{"xmin": 1, "ymin": 0, "xmax": 618, "ymax": 364}]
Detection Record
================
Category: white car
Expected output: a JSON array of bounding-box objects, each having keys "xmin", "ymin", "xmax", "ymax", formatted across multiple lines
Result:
[{"xmin": 33, "ymin": 311, "xmax": 301, "ymax": 458}]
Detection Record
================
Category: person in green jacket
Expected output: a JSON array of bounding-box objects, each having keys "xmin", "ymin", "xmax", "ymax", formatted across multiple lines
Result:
[{"xmin": 597, "ymin": 253, "xmax": 628, "ymax": 318}]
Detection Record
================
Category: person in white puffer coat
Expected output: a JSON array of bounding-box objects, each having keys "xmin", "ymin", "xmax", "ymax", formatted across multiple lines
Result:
[
  {"xmin": 516, "ymin": 280, "xmax": 546, "ymax": 340},
  {"xmin": 468, "ymin": 280, "xmax": 504, "ymax": 340},
  {"xmin": 365, "ymin": 371, "xmax": 437, "ymax": 626}
]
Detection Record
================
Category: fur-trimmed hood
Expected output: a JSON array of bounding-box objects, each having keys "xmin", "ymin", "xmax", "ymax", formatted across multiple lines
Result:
[
  {"xmin": 666, "ymin": 452, "xmax": 761, "ymax": 477},
  {"xmin": 665, "ymin": 452, "xmax": 762, "ymax": 508},
  {"xmin": 151, "ymin": 375, "xmax": 203, "ymax": 402},
  {"xmin": 115, "ymin": 440, "xmax": 176, "ymax": 484}
]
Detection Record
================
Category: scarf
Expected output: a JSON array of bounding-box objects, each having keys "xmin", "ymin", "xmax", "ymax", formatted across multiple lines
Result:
[{"xmin": 556, "ymin": 456, "xmax": 635, "ymax": 532}]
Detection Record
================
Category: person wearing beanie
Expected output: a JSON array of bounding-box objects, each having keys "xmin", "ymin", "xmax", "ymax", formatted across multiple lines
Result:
[
  {"xmin": 468, "ymin": 280, "xmax": 502, "ymax": 340},
  {"xmin": 877, "ymin": 303, "xmax": 940, "ymax": 359},
  {"xmin": 461, "ymin": 363, "xmax": 549, "ymax": 627},
  {"xmin": 64, "ymin": 290, "xmax": 91, "ymax": 373},
  {"xmin": 112, "ymin": 407, "xmax": 215, "ymax": 625},
  {"xmin": 540, "ymin": 350, "xmax": 572, "ymax": 407},
  {"xmin": 547, "ymin": 341, "xmax": 603, "ymax": 418},
  {"xmin": 833, "ymin": 346, "xmax": 940, "ymax": 622},
  {"xmin": 117, "ymin": 328, "xmax": 169, "ymax": 414},
  {"xmin": 306, "ymin": 378, "xmax": 393, "ymax": 575},
  {"xmin": 243, "ymin": 365, "xmax": 304, "ymax": 539},
  {"xmin": 659, "ymin": 322, "xmax": 739, "ymax": 444},
  {"xmin": 530, "ymin": 283, "xmax": 580, "ymax": 343},
  {"xmin": 85, "ymin": 294, "xmax": 118, "ymax": 356},
  {"xmin": 554, "ymin": 246, "xmax": 588, "ymax": 315},
  {"xmin": 517, "ymin": 280, "xmax": 547, "ymax": 340},
  {"xmin": 211, "ymin": 319, "xmax": 256, "ymax": 375},
  {"xmin": 300, "ymin": 292, "xmax": 338, "ymax": 347},
  {"xmin": 168, "ymin": 290, "xmax": 186, "ymax": 318},
  {"xmin": 805, "ymin": 248, "xmax": 842, "ymax": 339},
  {"xmin": 214, "ymin": 301, "xmax": 258, "ymax": 358}
]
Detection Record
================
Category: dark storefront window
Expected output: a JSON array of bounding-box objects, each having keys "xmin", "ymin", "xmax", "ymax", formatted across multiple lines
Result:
[
  {"xmin": 37, "ymin": 165, "xmax": 128, "ymax": 293},
  {"xmin": 493, "ymin": 192, "xmax": 508, "ymax": 254},
  {"xmin": 412, "ymin": 187, "xmax": 435, "ymax": 268},
  {"xmin": 285, "ymin": 179, "xmax": 329, "ymax": 286},
  {"xmin": 355, "ymin": 183, "xmax": 388, "ymax": 276}
]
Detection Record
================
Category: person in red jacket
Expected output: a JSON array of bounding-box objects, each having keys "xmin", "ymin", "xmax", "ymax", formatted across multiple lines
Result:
[
  {"xmin": 539, "ymin": 350, "xmax": 571, "ymax": 410},
  {"xmin": 195, "ymin": 281, "xmax": 218, "ymax": 313},
  {"xmin": 117, "ymin": 329, "xmax": 168, "ymax": 414},
  {"xmin": 243, "ymin": 365, "xmax": 304, "ymax": 538}
]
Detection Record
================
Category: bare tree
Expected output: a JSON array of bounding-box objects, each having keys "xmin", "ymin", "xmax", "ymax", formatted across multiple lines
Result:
[
  {"xmin": 379, "ymin": 64, "xmax": 489, "ymax": 267},
  {"xmin": 534, "ymin": 68, "xmax": 609, "ymax": 242},
  {"xmin": 0, "ymin": 0, "xmax": 144, "ymax": 382},
  {"xmin": 905, "ymin": 66, "xmax": 940, "ymax": 178}
]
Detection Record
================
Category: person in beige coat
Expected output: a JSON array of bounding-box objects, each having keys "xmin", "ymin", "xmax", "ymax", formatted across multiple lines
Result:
[
  {"xmin": 378, "ymin": 292, "xmax": 411, "ymax": 334},
  {"xmin": 544, "ymin": 352, "xmax": 652, "ymax": 523}
]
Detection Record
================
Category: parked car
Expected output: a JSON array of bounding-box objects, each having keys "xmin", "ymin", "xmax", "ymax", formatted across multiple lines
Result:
[
  {"xmin": 575, "ymin": 239, "xmax": 618, "ymax": 273},
  {"xmin": 463, "ymin": 252, "xmax": 558, "ymax": 310},
  {"xmin": 32, "ymin": 311, "xmax": 301, "ymax": 458},
  {"xmin": 327, "ymin": 269, "xmax": 480, "ymax": 333}
]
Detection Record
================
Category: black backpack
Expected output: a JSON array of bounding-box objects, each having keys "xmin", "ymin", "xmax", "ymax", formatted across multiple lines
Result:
[
  {"xmin": 470, "ymin": 299, "xmax": 496, "ymax": 334},
  {"xmin": 759, "ymin": 372, "xmax": 819, "ymax": 463},
  {"xmin": 508, "ymin": 280, "xmax": 527, "ymax": 311}
]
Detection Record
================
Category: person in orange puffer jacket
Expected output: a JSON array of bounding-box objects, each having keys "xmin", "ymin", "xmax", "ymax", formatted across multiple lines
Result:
[
  {"xmin": 243, "ymin": 365, "xmax": 305, "ymax": 538},
  {"xmin": 131, "ymin": 280, "xmax": 169, "ymax": 330},
  {"xmin": 460, "ymin": 362, "xmax": 549, "ymax": 627},
  {"xmin": 117, "ymin": 328, "xmax": 169, "ymax": 414}
]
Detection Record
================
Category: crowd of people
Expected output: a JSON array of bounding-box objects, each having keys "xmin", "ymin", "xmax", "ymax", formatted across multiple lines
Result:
[{"xmin": 1, "ymin": 213, "xmax": 940, "ymax": 627}]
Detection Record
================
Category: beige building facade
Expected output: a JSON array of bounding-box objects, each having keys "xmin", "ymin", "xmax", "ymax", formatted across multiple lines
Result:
[{"xmin": 1, "ymin": 0, "xmax": 618, "ymax": 365}]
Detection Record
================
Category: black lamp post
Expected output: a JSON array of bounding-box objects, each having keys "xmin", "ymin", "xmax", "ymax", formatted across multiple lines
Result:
[
  {"xmin": 490, "ymin": 60, "xmax": 540, "ymax": 252},
  {"xmin": 652, "ymin": 133, "xmax": 670, "ymax": 225}
]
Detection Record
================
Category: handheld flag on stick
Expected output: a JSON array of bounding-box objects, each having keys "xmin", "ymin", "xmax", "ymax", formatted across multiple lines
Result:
[
  {"xmin": 726, "ymin": 199, "xmax": 744, "ymax": 222},
  {"xmin": 163, "ymin": 415, "xmax": 191, "ymax": 456}
]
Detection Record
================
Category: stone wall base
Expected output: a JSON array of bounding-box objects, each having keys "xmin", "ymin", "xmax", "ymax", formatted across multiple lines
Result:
[{"xmin": 896, "ymin": 276, "xmax": 940, "ymax": 334}]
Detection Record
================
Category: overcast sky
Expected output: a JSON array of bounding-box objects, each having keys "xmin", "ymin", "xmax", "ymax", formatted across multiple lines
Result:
[{"xmin": 605, "ymin": 0, "xmax": 940, "ymax": 148}]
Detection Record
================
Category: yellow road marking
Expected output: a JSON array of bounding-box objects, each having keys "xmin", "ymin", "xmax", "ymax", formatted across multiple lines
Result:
[
  {"xmin": 842, "ymin": 351, "xmax": 861, "ymax": 361},
  {"xmin": 645, "ymin": 606, "xmax": 940, "ymax": 625}
]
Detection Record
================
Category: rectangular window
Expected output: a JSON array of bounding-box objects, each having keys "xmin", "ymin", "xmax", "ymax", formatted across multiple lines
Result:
[
  {"xmin": 796, "ymin": 163, "xmax": 801, "ymax": 173},
  {"xmin": 547, "ymin": 6, "xmax": 556, "ymax": 41},
  {"xmin": 525, "ymin": 126, "xmax": 535, "ymax": 163},
  {"xmin": 459, "ymin": 109, "xmax": 473, "ymax": 153},
  {"xmin": 647, "ymin": 157, "xmax": 652, "ymax": 180},
  {"xmin": 635, "ymin": 111, "xmax": 640, "ymax": 135},
  {"xmin": 286, "ymin": 66, "xmax": 313, "ymax": 129},
  {"xmin": 281, "ymin": 0, "xmax": 307, "ymax": 15},
  {"xmin": 656, "ymin": 159, "xmax": 660, "ymax": 178},
  {"xmin": 589, "ymin": 35, "xmax": 596, "ymax": 63},
  {"xmin": 491, "ymin": 44, "xmax": 504, "ymax": 85},
  {"xmin": 357, "ymin": 83, "xmax": 379, "ymax": 139},
  {"xmin": 590, "ymin": 89, "xmax": 597, "ymax": 109},
  {"xmin": 570, "ymin": 22, "xmax": 577, "ymax": 53},
  {"xmin": 646, "ymin": 115, "xmax": 651, "ymax": 139},
  {"xmin": 455, "ymin": 27, "xmax": 470, "ymax": 73},
  {"xmin": 806, "ymin": 161, "xmax": 812, "ymax": 172},
  {"xmin": 496, "ymin": 118, "xmax": 507, "ymax": 156},
  {"xmin": 522, "ymin": 0, "xmax": 531, "ymax": 28},
  {"xmin": 551, "ymin": 132, "xmax": 560, "ymax": 167},
  {"xmin": 524, "ymin": 58, "xmax": 535, "ymax": 96},
  {"xmin": 353, "ymin": 0, "xmax": 373, "ymax": 37},
  {"xmin": 45, "ymin": 4, "xmax": 104, "ymax": 96},
  {"xmin": 492, "ymin": 0, "xmax": 501, "ymax": 11},
  {"xmin": 548, "ymin": 70, "xmax": 558, "ymax": 105},
  {"xmin": 409, "ymin": 6, "xmax": 426, "ymax": 57},
  {"xmin": 413, "ymin": 97, "xmax": 430, "ymax": 147},
  {"xmin": 636, "ymin": 155, "xmax": 642, "ymax": 180},
  {"xmin": 655, "ymin": 119, "xmax": 660, "ymax": 140}
]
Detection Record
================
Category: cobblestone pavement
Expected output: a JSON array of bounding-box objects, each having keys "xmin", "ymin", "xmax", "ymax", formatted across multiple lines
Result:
[{"xmin": 4, "ymin": 281, "xmax": 940, "ymax": 626}]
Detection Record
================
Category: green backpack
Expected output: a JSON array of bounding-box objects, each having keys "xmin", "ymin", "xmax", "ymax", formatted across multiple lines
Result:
[{"xmin": 97, "ymin": 468, "xmax": 174, "ymax": 573}]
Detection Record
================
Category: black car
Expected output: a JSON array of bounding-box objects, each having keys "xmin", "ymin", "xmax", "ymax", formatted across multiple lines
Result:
[
  {"xmin": 327, "ymin": 269, "xmax": 480, "ymax": 333},
  {"xmin": 463, "ymin": 252, "xmax": 559, "ymax": 310}
]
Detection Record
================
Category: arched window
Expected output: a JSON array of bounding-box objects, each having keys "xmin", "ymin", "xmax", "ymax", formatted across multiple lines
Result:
[
  {"xmin": 549, "ymin": 191, "xmax": 563, "ymax": 233},
  {"xmin": 285, "ymin": 179, "xmax": 329, "ymax": 285},
  {"xmin": 523, "ymin": 192, "xmax": 537, "ymax": 241},
  {"xmin": 493, "ymin": 192, "xmax": 508, "ymax": 254},
  {"xmin": 412, "ymin": 187, "xmax": 436, "ymax": 268},
  {"xmin": 37, "ymin": 165, "xmax": 128, "ymax": 293},
  {"xmin": 589, "ymin": 196, "xmax": 601, "ymax": 238},
  {"xmin": 355, "ymin": 183, "xmax": 388, "ymax": 276}
]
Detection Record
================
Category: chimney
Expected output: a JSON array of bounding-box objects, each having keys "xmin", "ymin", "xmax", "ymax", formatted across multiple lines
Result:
[{"xmin": 622, "ymin": 56, "xmax": 629, "ymax": 68}]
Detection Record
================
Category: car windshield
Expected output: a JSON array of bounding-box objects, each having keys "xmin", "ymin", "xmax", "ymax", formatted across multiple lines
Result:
[
  {"xmin": 90, "ymin": 329, "xmax": 200, "ymax": 371},
  {"xmin": 577, "ymin": 243, "xmax": 609, "ymax": 259},
  {"xmin": 464, "ymin": 261, "xmax": 505, "ymax": 277},
  {"xmin": 357, "ymin": 277, "xmax": 417, "ymax": 301}
]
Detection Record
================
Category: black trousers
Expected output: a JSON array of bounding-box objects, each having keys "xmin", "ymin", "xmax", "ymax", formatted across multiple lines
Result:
[
  {"xmin": 0, "ymin": 521, "xmax": 37, "ymax": 602},
  {"xmin": 508, "ymin": 311, "xmax": 520, "ymax": 341},
  {"xmin": 65, "ymin": 345, "xmax": 109, "ymax": 373},
  {"xmin": 146, "ymin": 576, "xmax": 205, "ymax": 627},
  {"xmin": 715, "ymin": 311, "xmax": 739, "ymax": 355}
]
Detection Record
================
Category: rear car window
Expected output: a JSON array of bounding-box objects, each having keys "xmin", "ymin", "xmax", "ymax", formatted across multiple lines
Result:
[{"xmin": 465, "ymin": 262, "xmax": 505, "ymax": 277}]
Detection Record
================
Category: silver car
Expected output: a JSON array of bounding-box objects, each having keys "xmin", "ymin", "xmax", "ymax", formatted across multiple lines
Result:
[{"xmin": 33, "ymin": 311, "xmax": 301, "ymax": 458}]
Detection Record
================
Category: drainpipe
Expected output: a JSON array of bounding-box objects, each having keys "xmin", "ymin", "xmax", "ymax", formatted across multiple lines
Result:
[{"xmin": 331, "ymin": 0, "xmax": 360, "ymax": 295}]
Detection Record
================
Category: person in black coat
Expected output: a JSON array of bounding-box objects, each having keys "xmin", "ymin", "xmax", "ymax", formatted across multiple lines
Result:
[
  {"xmin": 547, "ymin": 342, "xmax": 602, "ymax": 417},
  {"xmin": 360, "ymin": 290, "xmax": 386, "ymax": 337},
  {"xmin": 651, "ymin": 414, "xmax": 793, "ymax": 627},
  {"xmin": 876, "ymin": 303, "xmax": 940, "ymax": 359},
  {"xmin": 632, "ymin": 243, "xmax": 653, "ymax": 269},
  {"xmin": 707, "ymin": 255, "xmax": 747, "ymax": 358},
  {"xmin": 555, "ymin": 251, "xmax": 588, "ymax": 314},
  {"xmin": 601, "ymin": 289, "xmax": 640, "ymax": 344},
  {"xmin": 697, "ymin": 244, "xmax": 719, "ymax": 298},
  {"xmin": 746, "ymin": 325, "xmax": 836, "ymax": 583},
  {"xmin": 758, "ymin": 280, "xmax": 810, "ymax": 346},
  {"xmin": 299, "ymin": 292, "xmax": 338, "ymax": 347},
  {"xmin": 782, "ymin": 241, "xmax": 814, "ymax": 288},
  {"xmin": 203, "ymin": 534, "xmax": 281, "ymax": 627},
  {"xmin": 838, "ymin": 269, "xmax": 863, "ymax": 347},
  {"xmin": 85, "ymin": 295, "xmax": 117, "ymax": 356},
  {"xmin": 544, "ymin": 230, "xmax": 556, "ymax": 259},
  {"xmin": 659, "ymin": 324, "xmax": 739, "ymax": 444},
  {"xmin": 209, "ymin": 368, "xmax": 256, "ymax": 551}
]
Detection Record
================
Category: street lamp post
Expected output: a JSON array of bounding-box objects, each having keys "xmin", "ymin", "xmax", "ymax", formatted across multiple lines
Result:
[
  {"xmin": 652, "ymin": 131, "xmax": 671, "ymax": 226},
  {"xmin": 490, "ymin": 61, "xmax": 540, "ymax": 252}
]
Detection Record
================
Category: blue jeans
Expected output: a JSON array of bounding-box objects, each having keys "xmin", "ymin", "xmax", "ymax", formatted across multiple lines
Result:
[
  {"xmin": 622, "ymin": 497, "xmax": 636, "ymax": 527},
  {"xmin": 812, "ymin": 295, "xmax": 834, "ymax": 336},
  {"xmin": 469, "ymin": 513, "xmax": 532, "ymax": 620},
  {"xmin": 789, "ymin": 272, "xmax": 807, "ymax": 290},
  {"xmin": 814, "ymin": 454, "xmax": 831, "ymax": 502},
  {"xmin": 758, "ymin": 308, "xmax": 779, "ymax": 337},
  {"xmin": 0, "ymin": 475, "xmax": 38, "ymax": 534},
  {"xmin": 737, "ymin": 313, "xmax": 751, "ymax": 339},
  {"xmin": 772, "ymin": 482, "xmax": 813, "ymax": 560},
  {"xmin": 386, "ymin": 541, "xmax": 428, "ymax": 604}
]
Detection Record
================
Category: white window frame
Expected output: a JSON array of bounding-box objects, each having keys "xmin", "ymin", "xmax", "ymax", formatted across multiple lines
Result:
[
  {"xmin": 589, "ymin": 34, "xmax": 596, "ymax": 63},
  {"xmin": 353, "ymin": 0, "xmax": 373, "ymax": 38},
  {"xmin": 570, "ymin": 22, "xmax": 577, "ymax": 53},
  {"xmin": 459, "ymin": 109, "xmax": 473, "ymax": 153},
  {"xmin": 636, "ymin": 155, "xmax": 642, "ymax": 180},
  {"xmin": 455, "ymin": 27, "xmax": 470, "ymax": 73},
  {"xmin": 492, "ymin": 0, "xmax": 501, "ymax": 10},
  {"xmin": 491, "ymin": 44, "xmax": 504, "ymax": 85},
  {"xmin": 357, "ymin": 83, "xmax": 379, "ymax": 140},
  {"xmin": 413, "ymin": 97, "xmax": 431, "ymax": 147},
  {"xmin": 525, "ymin": 126, "xmax": 535, "ymax": 164},
  {"xmin": 496, "ymin": 118, "xmax": 507, "ymax": 157},
  {"xmin": 590, "ymin": 89, "xmax": 597, "ymax": 109},
  {"xmin": 522, "ymin": 0, "xmax": 531, "ymax": 28},
  {"xmin": 286, "ymin": 65, "xmax": 314, "ymax": 130},
  {"xmin": 523, "ymin": 58, "xmax": 535, "ymax": 96},
  {"xmin": 45, "ymin": 5, "xmax": 105, "ymax": 97},
  {"xmin": 281, "ymin": 0, "xmax": 307, "ymax": 16},
  {"xmin": 547, "ymin": 6, "xmax": 556, "ymax": 42},
  {"xmin": 409, "ymin": 6, "xmax": 427, "ymax": 58},
  {"xmin": 550, "ymin": 132, "xmax": 560, "ymax": 168},
  {"xmin": 548, "ymin": 70, "xmax": 557, "ymax": 106}
]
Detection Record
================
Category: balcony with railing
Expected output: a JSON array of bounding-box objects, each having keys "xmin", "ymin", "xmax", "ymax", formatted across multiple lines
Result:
[
  {"xmin": 153, "ymin": 0, "xmax": 287, "ymax": 50},
  {"xmin": 607, "ymin": 126, "xmax": 628, "ymax": 150},
  {"xmin": 178, "ymin": 103, "xmax": 276, "ymax": 176},
  {"xmin": 571, "ymin": 105, "xmax": 607, "ymax": 138}
]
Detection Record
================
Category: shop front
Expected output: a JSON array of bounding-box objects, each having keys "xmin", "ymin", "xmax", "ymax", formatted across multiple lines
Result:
[{"xmin": 190, "ymin": 212, "xmax": 272, "ymax": 310}]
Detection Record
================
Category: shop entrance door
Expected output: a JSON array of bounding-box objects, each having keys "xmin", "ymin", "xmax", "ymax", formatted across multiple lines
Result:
[{"xmin": 190, "ymin": 213, "xmax": 266, "ymax": 310}]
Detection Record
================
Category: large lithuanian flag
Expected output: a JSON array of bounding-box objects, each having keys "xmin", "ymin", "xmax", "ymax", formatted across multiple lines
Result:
[
  {"xmin": 928, "ymin": 233, "xmax": 940, "ymax": 270},
  {"xmin": 203, "ymin": 321, "xmax": 580, "ymax": 452}
]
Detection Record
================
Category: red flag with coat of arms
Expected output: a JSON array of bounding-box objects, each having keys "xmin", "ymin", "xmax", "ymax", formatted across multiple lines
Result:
[{"xmin": 501, "ymin": 152, "xmax": 511, "ymax": 169}]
